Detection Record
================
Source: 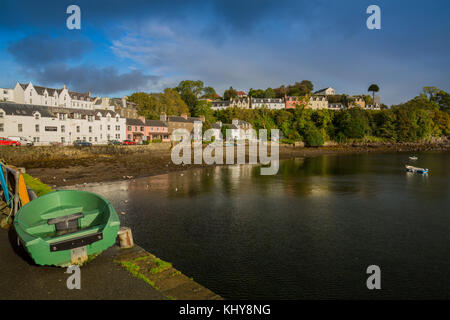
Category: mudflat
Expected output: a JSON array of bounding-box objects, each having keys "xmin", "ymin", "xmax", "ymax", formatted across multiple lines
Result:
[{"xmin": 1, "ymin": 142, "xmax": 448, "ymax": 187}]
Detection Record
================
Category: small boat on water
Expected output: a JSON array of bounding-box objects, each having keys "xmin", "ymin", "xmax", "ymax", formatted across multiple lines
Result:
[
  {"xmin": 14, "ymin": 190, "xmax": 120, "ymax": 267},
  {"xmin": 409, "ymin": 156, "xmax": 418, "ymax": 160},
  {"xmin": 405, "ymin": 165, "xmax": 428, "ymax": 174}
]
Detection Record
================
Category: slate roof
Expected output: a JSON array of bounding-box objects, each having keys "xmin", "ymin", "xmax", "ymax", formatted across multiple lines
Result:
[
  {"xmin": 126, "ymin": 118, "xmax": 145, "ymax": 126},
  {"xmin": 0, "ymin": 102, "xmax": 55, "ymax": 118},
  {"xmin": 145, "ymin": 120, "xmax": 167, "ymax": 127}
]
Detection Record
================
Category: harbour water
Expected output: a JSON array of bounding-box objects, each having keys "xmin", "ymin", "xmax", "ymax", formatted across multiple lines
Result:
[{"xmin": 73, "ymin": 152, "xmax": 449, "ymax": 299}]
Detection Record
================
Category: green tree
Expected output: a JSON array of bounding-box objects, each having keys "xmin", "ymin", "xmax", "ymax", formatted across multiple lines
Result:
[
  {"xmin": 202, "ymin": 86, "xmax": 218, "ymax": 99},
  {"xmin": 223, "ymin": 87, "xmax": 238, "ymax": 100},
  {"xmin": 264, "ymin": 88, "xmax": 276, "ymax": 98},
  {"xmin": 304, "ymin": 124, "xmax": 324, "ymax": 147},
  {"xmin": 368, "ymin": 84, "xmax": 380, "ymax": 103}
]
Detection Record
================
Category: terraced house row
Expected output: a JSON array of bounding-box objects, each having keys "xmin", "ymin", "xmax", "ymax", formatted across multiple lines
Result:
[{"xmin": 211, "ymin": 87, "xmax": 381, "ymax": 111}]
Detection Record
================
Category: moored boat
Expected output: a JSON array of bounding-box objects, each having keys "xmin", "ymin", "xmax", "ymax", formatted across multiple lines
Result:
[
  {"xmin": 409, "ymin": 156, "xmax": 418, "ymax": 160},
  {"xmin": 14, "ymin": 190, "xmax": 120, "ymax": 267},
  {"xmin": 405, "ymin": 165, "xmax": 428, "ymax": 174}
]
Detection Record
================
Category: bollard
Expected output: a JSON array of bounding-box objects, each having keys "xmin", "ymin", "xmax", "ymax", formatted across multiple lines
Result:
[{"xmin": 117, "ymin": 227, "xmax": 134, "ymax": 248}]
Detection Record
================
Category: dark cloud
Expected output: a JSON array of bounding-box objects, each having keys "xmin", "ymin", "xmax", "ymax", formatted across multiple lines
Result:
[
  {"xmin": 7, "ymin": 34, "xmax": 158, "ymax": 95},
  {"xmin": 7, "ymin": 34, "xmax": 92, "ymax": 67},
  {"xmin": 32, "ymin": 64, "xmax": 160, "ymax": 95}
]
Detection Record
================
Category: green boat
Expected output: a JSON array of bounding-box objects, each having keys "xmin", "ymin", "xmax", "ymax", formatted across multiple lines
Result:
[{"xmin": 14, "ymin": 190, "xmax": 120, "ymax": 267}]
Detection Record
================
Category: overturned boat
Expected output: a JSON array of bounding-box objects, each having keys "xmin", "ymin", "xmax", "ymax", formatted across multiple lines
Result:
[
  {"xmin": 14, "ymin": 190, "xmax": 120, "ymax": 267},
  {"xmin": 405, "ymin": 165, "xmax": 429, "ymax": 174}
]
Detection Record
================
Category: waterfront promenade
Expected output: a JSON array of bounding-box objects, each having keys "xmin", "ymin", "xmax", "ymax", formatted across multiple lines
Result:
[{"xmin": 0, "ymin": 228, "xmax": 221, "ymax": 300}]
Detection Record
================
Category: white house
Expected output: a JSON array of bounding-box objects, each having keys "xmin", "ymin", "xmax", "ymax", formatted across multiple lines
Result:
[
  {"xmin": 211, "ymin": 100, "xmax": 230, "ymax": 111},
  {"xmin": 314, "ymin": 87, "xmax": 335, "ymax": 96},
  {"xmin": 0, "ymin": 88, "xmax": 14, "ymax": 102},
  {"xmin": 250, "ymin": 98, "xmax": 285, "ymax": 110},
  {"xmin": 328, "ymin": 103, "xmax": 346, "ymax": 110},
  {"xmin": 308, "ymin": 96, "xmax": 329, "ymax": 110},
  {"xmin": 0, "ymin": 102, "xmax": 125, "ymax": 145},
  {"xmin": 7, "ymin": 82, "xmax": 94, "ymax": 109}
]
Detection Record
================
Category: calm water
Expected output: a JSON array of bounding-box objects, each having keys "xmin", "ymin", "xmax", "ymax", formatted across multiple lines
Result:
[{"xmin": 73, "ymin": 152, "xmax": 449, "ymax": 299}]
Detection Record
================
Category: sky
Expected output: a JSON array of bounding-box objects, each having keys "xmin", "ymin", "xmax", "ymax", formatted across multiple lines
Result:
[{"xmin": 0, "ymin": 0, "xmax": 449, "ymax": 105}]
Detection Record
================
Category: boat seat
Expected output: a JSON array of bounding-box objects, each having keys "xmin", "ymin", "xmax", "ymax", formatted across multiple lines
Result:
[
  {"xmin": 41, "ymin": 205, "xmax": 84, "ymax": 220},
  {"xmin": 47, "ymin": 213, "xmax": 83, "ymax": 225}
]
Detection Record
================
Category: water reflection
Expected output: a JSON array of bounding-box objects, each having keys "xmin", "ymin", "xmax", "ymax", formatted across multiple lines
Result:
[{"xmin": 70, "ymin": 151, "xmax": 450, "ymax": 299}]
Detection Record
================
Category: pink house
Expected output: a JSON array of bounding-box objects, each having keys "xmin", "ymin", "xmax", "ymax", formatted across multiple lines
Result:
[
  {"xmin": 143, "ymin": 118, "xmax": 170, "ymax": 142},
  {"xmin": 125, "ymin": 117, "xmax": 169, "ymax": 143},
  {"xmin": 285, "ymin": 96, "xmax": 308, "ymax": 109},
  {"xmin": 126, "ymin": 118, "xmax": 146, "ymax": 142}
]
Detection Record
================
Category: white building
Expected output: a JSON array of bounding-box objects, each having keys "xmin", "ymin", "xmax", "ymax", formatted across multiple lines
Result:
[
  {"xmin": 250, "ymin": 98, "xmax": 285, "ymax": 110},
  {"xmin": 4, "ymin": 82, "xmax": 95, "ymax": 109},
  {"xmin": 211, "ymin": 100, "xmax": 230, "ymax": 111},
  {"xmin": 328, "ymin": 103, "xmax": 346, "ymax": 110},
  {"xmin": 0, "ymin": 88, "xmax": 14, "ymax": 102},
  {"xmin": 0, "ymin": 102, "xmax": 125, "ymax": 145},
  {"xmin": 314, "ymin": 87, "xmax": 335, "ymax": 96},
  {"xmin": 308, "ymin": 96, "xmax": 328, "ymax": 110}
]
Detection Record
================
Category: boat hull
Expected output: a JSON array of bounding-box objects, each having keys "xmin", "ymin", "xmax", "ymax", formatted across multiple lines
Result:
[{"xmin": 14, "ymin": 190, "xmax": 120, "ymax": 267}]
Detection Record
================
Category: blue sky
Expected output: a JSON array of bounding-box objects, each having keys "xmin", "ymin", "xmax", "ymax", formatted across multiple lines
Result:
[{"xmin": 0, "ymin": 0, "xmax": 449, "ymax": 105}]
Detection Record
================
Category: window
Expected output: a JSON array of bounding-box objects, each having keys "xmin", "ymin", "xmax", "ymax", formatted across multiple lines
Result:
[
  {"xmin": 18, "ymin": 124, "xmax": 22, "ymax": 132},
  {"xmin": 140, "ymin": 126, "xmax": 144, "ymax": 132},
  {"xmin": 83, "ymin": 137, "xmax": 86, "ymax": 142},
  {"xmin": 95, "ymin": 137, "xmax": 98, "ymax": 142},
  {"xmin": 128, "ymin": 134, "xmax": 131, "ymax": 139},
  {"xmin": 116, "ymin": 117, "xmax": 119, "ymax": 122},
  {"xmin": 89, "ymin": 137, "xmax": 92, "ymax": 142},
  {"xmin": 61, "ymin": 137, "xmax": 65, "ymax": 143},
  {"xmin": 116, "ymin": 125, "xmax": 120, "ymax": 131},
  {"xmin": 134, "ymin": 126, "xmax": 137, "ymax": 131},
  {"xmin": 35, "ymin": 124, "xmax": 39, "ymax": 132},
  {"xmin": 0, "ymin": 112, "xmax": 4, "ymax": 118},
  {"xmin": 115, "ymin": 134, "xmax": 120, "ymax": 139},
  {"xmin": 127, "ymin": 126, "xmax": 131, "ymax": 131},
  {"xmin": 0, "ymin": 123, "xmax": 3, "ymax": 132},
  {"xmin": 89, "ymin": 126, "xmax": 92, "ymax": 133},
  {"xmin": 61, "ymin": 125, "xmax": 65, "ymax": 133},
  {"xmin": 76, "ymin": 126, "xmax": 80, "ymax": 133},
  {"xmin": 34, "ymin": 113, "xmax": 39, "ymax": 120},
  {"xmin": 33, "ymin": 137, "xmax": 40, "ymax": 142},
  {"xmin": 107, "ymin": 125, "xmax": 111, "ymax": 131}
]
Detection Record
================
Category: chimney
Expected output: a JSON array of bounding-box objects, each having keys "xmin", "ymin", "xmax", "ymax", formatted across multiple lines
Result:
[
  {"xmin": 160, "ymin": 112, "xmax": 167, "ymax": 122},
  {"xmin": 181, "ymin": 113, "xmax": 188, "ymax": 120}
]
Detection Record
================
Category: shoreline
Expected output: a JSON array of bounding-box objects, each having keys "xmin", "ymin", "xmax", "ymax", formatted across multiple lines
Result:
[{"xmin": 2, "ymin": 142, "xmax": 448, "ymax": 187}]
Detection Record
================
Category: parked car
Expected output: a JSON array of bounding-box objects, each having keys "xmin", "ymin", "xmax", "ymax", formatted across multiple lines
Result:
[
  {"xmin": 9, "ymin": 136, "xmax": 34, "ymax": 146},
  {"xmin": 73, "ymin": 140, "xmax": 92, "ymax": 147},
  {"xmin": 122, "ymin": 140, "xmax": 137, "ymax": 145},
  {"xmin": 0, "ymin": 137, "xmax": 21, "ymax": 146},
  {"xmin": 108, "ymin": 140, "xmax": 121, "ymax": 145}
]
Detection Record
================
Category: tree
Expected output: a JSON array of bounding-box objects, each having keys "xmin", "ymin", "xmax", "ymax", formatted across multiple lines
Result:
[
  {"xmin": 128, "ymin": 89, "xmax": 189, "ymax": 119},
  {"xmin": 368, "ymin": 84, "xmax": 380, "ymax": 103},
  {"xmin": 202, "ymin": 86, "xmax": 218, "ymax": 99},
  {"xmin": 176, "ymin": 80, "xmax": 204, "ymax": 97},
  {"xmin": 248, "ymin": 88, "xmax": 265, "ymax": 98},
  {"xmin": 304, "ymin": 125, "xmax": 324, "ymax": 147},
  {"xmin": 223, "ymin": 87, "xmax": 238, "ymax": 100},
  {"xmin": 193, "ymin": 100, "xmax": 215, "ymax": 124},
  {"xmin": 264, "ymin": 88, "xmax": 276, "ymax": 98}
]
